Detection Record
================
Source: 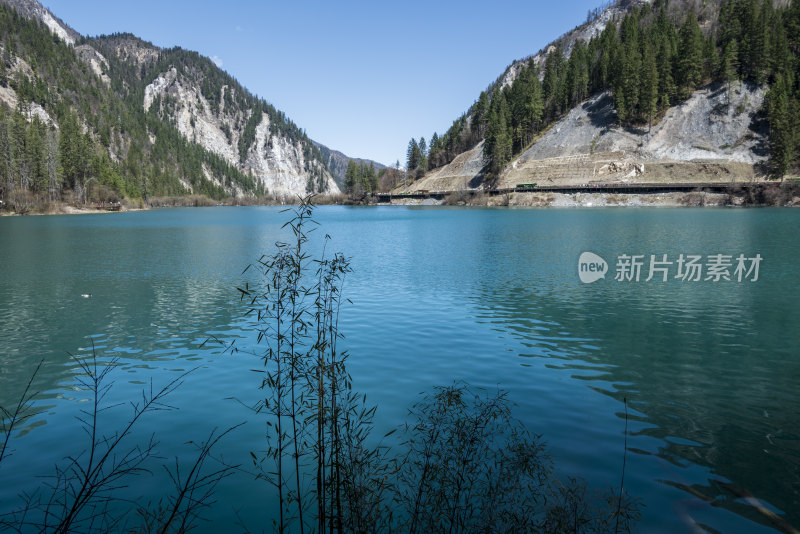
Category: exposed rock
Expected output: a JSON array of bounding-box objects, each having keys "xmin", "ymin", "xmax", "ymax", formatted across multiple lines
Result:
[
  {"xmin": 143, "ymin": 69, "xmax": 339, "ymax": 197},
  {"xmin": 498, "ymin": 0, "xmax": 653, "ymax": 90},
  {"xmin": 396, "ymin": 141, "xmax": 486, "ymax": 193},
  {"xmin": 0, "ymin": 0, "xmax": 80, "ymax": 45},
  {"xmin": 515, "ymin": 83, "xmax": 765, "ymax": 165},
  {"xmin": 0, "ymin": 50, "xmax": 56, "ymax": 127},
  {"xmin": 488, "ymin": 82, "xmax": 766, "ymax": 189},
  {"xmin": 644, "ymin": 83, "xmax": 766, "ymax": 163},
  {"xmin": 38, "ymin": 7, "xmax": 73, "ymax": 45},
  {"xmin": 103, "ymin": 34, "xmax": 160, "ymax": 67},
  {"xmin": 75, "ymin": 45, "xmax": 111, "ymax": 87}
]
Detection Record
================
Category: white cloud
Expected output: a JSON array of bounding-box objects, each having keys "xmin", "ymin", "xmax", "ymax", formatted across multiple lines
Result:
[
  {"xmin": 211, "ymin": 55, "xmax": 224, "ymax": 68},
  {"xmin": 235, "ymin": 25, "xmax": 244, "ymax": 32}
]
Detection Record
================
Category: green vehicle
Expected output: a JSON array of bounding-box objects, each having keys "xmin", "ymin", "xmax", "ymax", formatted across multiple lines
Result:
[{"xmin": 515, "ymin": 183, "xmax": 538, "ymax": 191}]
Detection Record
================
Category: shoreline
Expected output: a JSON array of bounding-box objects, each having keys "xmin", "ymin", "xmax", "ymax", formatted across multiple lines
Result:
[
  {"xmin": 0, "ymin": 204, "xmax": 143, "ymax": 217},
  {"xmin": 3, "ymin": 188, "xmax": 800, "ymax": 216},
  {"xmin": 378, "ymin": 190, "xmax": 800, "ymax": 208}
]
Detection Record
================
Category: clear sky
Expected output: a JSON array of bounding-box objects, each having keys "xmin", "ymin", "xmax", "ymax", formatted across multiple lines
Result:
[{"xmin": 44, "ymin": 0, "xmax": 603, "ymax": 166}]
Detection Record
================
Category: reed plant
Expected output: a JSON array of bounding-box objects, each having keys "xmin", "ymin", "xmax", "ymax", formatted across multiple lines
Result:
[
  {"xmin": 232, "ymin": 197, "xmax": 393, "ymax": 533},
  {"xmin": 232, "ymin": 196, "xmax": 640, "ymax": 533},
  {"xmin": 0, "ymin": 348, "xmax": 240, "ymax": 533}
]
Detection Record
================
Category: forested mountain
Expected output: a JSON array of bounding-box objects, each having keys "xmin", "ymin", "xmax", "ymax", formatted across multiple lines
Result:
[
  {"xmin": 0, "ymin": 0, "xmax": 340, "ymax": 212},
  {"xmin": 404, "ymin": 0, "xmax": 800, "ymax": 189},
  {"xmin": 313, "ymin": 140, "xmax": 386, "ymax": 188}
]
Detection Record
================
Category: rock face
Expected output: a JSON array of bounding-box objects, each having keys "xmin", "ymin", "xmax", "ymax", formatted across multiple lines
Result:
[
  {"xmin": 516, "ymin": 83, "xmax": 766, "ymax": 164},
  {"xmin": 396, "ymin": 142, "xmax": 486, "ymax": 193},
  {"xmin": 102, "ymin": 35, "xmax": 159, "ymax": 67},
  {"xmin": 497, "ymin": 0, "xmax": 653, "ymax": 90},
  {"xmin": 0, "ymin": 48, "xmax": 57, "ymax": 126},
  {"xmin": 499, "ymin": 83, "xmax": 765, "ymax": 190},
  {"xmin": 0, "ymin": 0, "xmax": 79, "ymax": 45},
  {"xmin": 74, "ymin": 45, "xmax": 111, "ymax": 87},
  {"xmin": 243, "ymin": 113, "xmax": 327, "ymax": 196},
  {"xmin": 497, "ymin": 84, "xmax": 765, "ymax": 189},
  {"xmin": 142, "ymin": 67, "xmax": 339, "ymax": 197}
]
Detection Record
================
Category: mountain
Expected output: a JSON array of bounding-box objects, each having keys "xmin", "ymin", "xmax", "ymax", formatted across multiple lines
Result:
[
  {"xmin": 400, "ymin": 0, "xmax": 800, "ymax": 193},
  {"xmin": 0, "ymin": 0, "xmax": 342, "ymax": 209},
  {"xmin": 89, "ymin": 33, "xmax": 338, "ymax": 196},
  {"xmin": 314, "ymin": 141, "xmax": 386, "ymax": 186},
  {"xmin": 0, "ymin": 0, "xmax": 78, "ymax": 43}
]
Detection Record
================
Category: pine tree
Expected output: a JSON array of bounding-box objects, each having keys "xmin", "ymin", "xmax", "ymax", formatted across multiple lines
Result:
[
  {"xmin": 737, "ymin": 0, "xmax": 762, "ymax": 82},
  {"xmin": 621, "ymin": 40, "xmax": 641, "ymax": 123},
  {"xmin": 406, "ymin": 138, "xmax": 420, "ymax": 171},
  {"xmin": 543, "ymin": 47, "xmax": 564, "ymax": 121},
  {"xmin": 786, "ymin": 0, "xmax": 800, "ymax": 52},
  {"xmin": 767, "ymin": 14, "xmax": 790, "ymax": 80},
  {"xmin": 27, "ymin": 116, "xmax": 47, "ymax": 193},
  {"xmin": 640, "ymin": 41, "xmax": 659, "ymax": 128},
  {"xmin": 0, "ymin": 109, "xmax": 11, "ymax": 197},
  {"xmin": 368, "ymin": 163, "xmax": 377, "ymax": 191},
  {"xmin": 657, "ymin": 37, "xmax": 676, "ymax": 109},
  {"xmin": 473, "ymin": 91, "xmax": 489, "ymax": 138},
  {"xmin": 746, "ymin": 0, "xmax": 770, "ymax": 84},
  {"xmin": 45, "ymin": 127, "xmax": 60, "ymax": 201},
  {"xmin": 429, "ymin": 132, "xmax": 444, "ymax": 169},
  {"xmin": 702, "ymin": 35, "xmax": 719, "ymax": 82},
  {"xmin": 767, "ymin": 74, "xmax": 792, "ymax": 179},
  {"xmin": 527, "ymin": 74, "xmax": 544, "ymax": 131},
  {"xmin": 677, "ymin": 14, "xmax": 704, "ymax": 97},
  {"xmin": 344, "ymin": 160, "xmax": 358, "ymax": 194},
  {"xmin": 484, "ymin": 92, "xmax": 511, "ymax": 180},
  {"xmin": 59, "ymin": 112, "xmax": 83, "ymax": 191},
  {"xmin": 12, "ymin": 110, "xmax": 29, "ymax": 191},
  {"xmin": 721, "ymin": 40, "xmax": 739, "ymax": 102}
]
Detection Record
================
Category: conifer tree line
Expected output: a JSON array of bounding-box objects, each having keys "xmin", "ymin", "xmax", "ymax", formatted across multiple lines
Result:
[
  {"xmin": 343, "ymin": 159, "xmax": 378, "ymax": 194},
  {"xmin": 0, "ymin": 5, "xmax": 333, "ymax": 209},
  {"xmin": 405, "ymin": 0, "xmax": 800, "ymax": 181},
  {"xmin": 405, "ymin": 137, "xmax": 429, "ymax": 179}
]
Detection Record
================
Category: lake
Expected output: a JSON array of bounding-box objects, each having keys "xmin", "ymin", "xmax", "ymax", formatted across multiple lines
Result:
[{"xmin": 1, "ymin": 206, "xmax": 798, "ymax": 532}]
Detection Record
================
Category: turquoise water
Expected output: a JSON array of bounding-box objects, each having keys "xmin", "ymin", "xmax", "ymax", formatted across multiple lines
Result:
[{"xmin": 1, "ymin": 206, "xmax": 798, "ymax": 532}]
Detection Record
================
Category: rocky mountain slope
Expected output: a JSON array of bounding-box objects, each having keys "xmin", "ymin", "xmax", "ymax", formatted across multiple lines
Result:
[
  {"xmin": 398, "ymin": 0, "xmax": 797, "ymax": 194},
  {"xmin": 0, "ymin": 0, "xmax": 78, "ymax": 43},
  {"xmin": 495, "ymin": 82, "xmax": 765, "ymax": 189},
  {"xmin": 0, "ymin": 0, "xmax": 344, "ymax": 200},
  {"xmin": 495, "ymin": 0, "xmax": 651, "ymax": 93}
]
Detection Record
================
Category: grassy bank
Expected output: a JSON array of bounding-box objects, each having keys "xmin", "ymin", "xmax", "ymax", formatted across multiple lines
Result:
[{"xmin": 0, "ymin": 192, "xmax": 358, "ymax": 215}]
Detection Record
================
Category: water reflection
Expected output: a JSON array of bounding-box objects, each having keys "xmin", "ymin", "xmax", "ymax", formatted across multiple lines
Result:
[
  {"xmin": 0, "ymin": 208, "xmax": 286, "ymax": 424},
  {"xmin": 1, "ymin": 206, "xmax": 799, "ymax": 532},
  {"xmin": 465, "ymin": 209, "xmax": 800, "ymax": 531}
]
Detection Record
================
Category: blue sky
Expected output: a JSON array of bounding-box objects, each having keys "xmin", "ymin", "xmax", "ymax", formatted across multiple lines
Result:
[{"xmin": 44, "ymin": 0, "xmax": 603, "ymax": 166}]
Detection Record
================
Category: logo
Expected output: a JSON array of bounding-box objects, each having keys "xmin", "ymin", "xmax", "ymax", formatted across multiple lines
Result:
[
  {"xmin": 578, "ymin": 252, "xmax": 608, "ymax": 284},
  {"xmin": 577, "ymin": 251, "xmax": 762, "ymax": 283}
]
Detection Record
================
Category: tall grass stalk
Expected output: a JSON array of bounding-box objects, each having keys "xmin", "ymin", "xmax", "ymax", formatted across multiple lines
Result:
[
  {"xmin": 0, "ymin": 348, "xmax": 239, "ymax": 532},
  {"xmin": 237, "ymin": 197, "xmax": 394, "ymax": 533}
]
